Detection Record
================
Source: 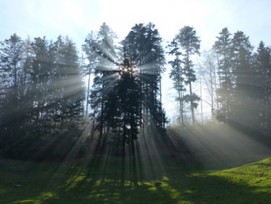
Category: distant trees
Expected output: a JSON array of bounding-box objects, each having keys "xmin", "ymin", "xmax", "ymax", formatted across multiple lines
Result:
[
  {"xmin": 212, "ymin": 28, "xmax": 256, "ymax": 126},
  {"xmin": 210, "ymin": 27, "xmax": 271, "ymax": 137},
  {"xmin": 168, "ymin": 26, "xmax": 200, "ymax": 125},
  {"xmin": 165, "ymin": 25, "xmax": 271, "ymax": 138},
  {"xmin": 0, "ymin": 34, "xmax": 85, "ymax": 160}
]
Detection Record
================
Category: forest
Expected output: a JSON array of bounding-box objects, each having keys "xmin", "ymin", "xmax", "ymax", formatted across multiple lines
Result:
[
  {"xmin": 0, "ymin": 22, "xmax": 271, "ymax": 161},
  {"xmin": 1, "ymin": 22, "xmax": 271, "ymax": 203}
]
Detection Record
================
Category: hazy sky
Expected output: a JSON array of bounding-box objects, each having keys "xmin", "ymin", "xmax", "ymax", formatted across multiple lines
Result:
[
  {"xmin": 1, "ymin": 0, "xmax": 271, "ymax": 47},
  {"xmin": 1, "ymin": 0, "xmax": 271, "ymax": 121}
]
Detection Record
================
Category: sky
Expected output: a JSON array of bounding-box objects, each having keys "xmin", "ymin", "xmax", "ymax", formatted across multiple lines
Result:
[
  {"xmin": 1, "ymin": 0, "xmax": 271, "ymax": 121},
  {"xmin": 1, "ymin": 0, "xmax": 271, "ymax": 47}
]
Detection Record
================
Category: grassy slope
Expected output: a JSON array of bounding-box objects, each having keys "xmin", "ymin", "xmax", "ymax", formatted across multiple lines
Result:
[{"xmin": 0, "ymin": 157, "xmax": 271, "ymax": 204}]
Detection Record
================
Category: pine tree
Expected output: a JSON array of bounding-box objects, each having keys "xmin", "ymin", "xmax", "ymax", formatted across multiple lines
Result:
[
  {"xmin": 0, "ymin": 34, "xmax": 24, "ymax": 139},
  {"xmin": 170, "ymin": 26, "xmax": 200, "ymax": 125},
  {"xmin": 213, "ymin": 28, "xmax": 234, "ymax": 122},
  {"xmin": 167, "ymin": 40, "xmax": 186, "ymax": 124},
  {"xmin": 231, "ymin": 31, "xmax": 254, "ymax": 129},
  {"xmin": 52, "ymin": 36, "xmax": 84, "ymax": 124},
  {"xmin": 83, "ymin": 23, "xmax": 166, "ymax": 163},
  {"xmin": 252, "ymin": 41, "xmax": 271, "ymax": 133},
  {"xmin": 122, "ymin": 23, "xmax": 166, "ymax": 130},
  {"xmin": 83, "ymin": 23, "xmax": 121, "ymax": 154}
]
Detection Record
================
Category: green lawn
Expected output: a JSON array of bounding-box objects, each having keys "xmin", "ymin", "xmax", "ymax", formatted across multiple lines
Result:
[{"xmin": 0, "ymin": 157, "xmax": 271, "ymax": 204}]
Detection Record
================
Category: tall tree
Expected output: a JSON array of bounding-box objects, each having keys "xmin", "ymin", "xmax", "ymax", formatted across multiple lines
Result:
[
  {"xmin": 170, "ymin": 26, "xmax": 200, "ymax": 125},
  {"xmin": 231, "ymin": 31, "xmax": 254, "ymax": 128},
  {"xmin": 0, "ymin": 34, "xmax": 24, "ymax": 139},
  {"xmin": 122, "ymin": 23, "xmax": 166, "ymax": 129},
  {"xmin": 83, "ymin": 22, "xmax": 166, "ymax": 162},
  {"xmin": 83, "ymin": 23, "xmax": 120, "ymax": 151},
  {"xmin": 252, "ymin": 41, "xmax": 271, "ymax": 133},
  {"xmin": 213, "ymin": 27, "xmax": 234, "ymax": 122},
  {"xmin": 167, "ymin": 40, "xmax": 186, "ymax": 124},
  {"xmin": 120, "ymin": 23, "xmax": 166, "ymax": 183},
  {"xmin": 82, "ymin": 31, "xmax": 100, "ymax": 117},
  {"xmin": 30, "ymin": 37, "xmax": 53, "ymax": 133},
  {"xmin": 52, "ymin": 36, "xmax": 85, "ymax": 124}
]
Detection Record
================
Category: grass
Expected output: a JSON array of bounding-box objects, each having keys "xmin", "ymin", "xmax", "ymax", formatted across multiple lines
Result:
[
  {"xmin": 0, "ymin": 156, "xmax": 271, "ymax": 204},
  {"xmin": 182, "ymin": 157, "xmax": 271, "ymax": 203}
]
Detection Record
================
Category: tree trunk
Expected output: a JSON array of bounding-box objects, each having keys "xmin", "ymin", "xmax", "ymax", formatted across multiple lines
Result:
[{"xmin": 189, "ymin": 81, "xmax": 195, "ymax": 125}]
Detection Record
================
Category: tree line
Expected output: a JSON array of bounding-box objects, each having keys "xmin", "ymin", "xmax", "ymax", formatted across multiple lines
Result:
[
  {"xmin": 0, "ymin": 35, "xmax": 85, "ymax": 159},
  {"xmin": 168, "ymin": 26, "xmax": 271, "ymax": 139},
  {"xmin": 0, "ymin": 23, "xmax": 270, "ymax": 160},
  {"xmin": 193, "ymin": 28, "xmax": 271, "ymax": 137},
  {"xmin": 212, "ymin": 28, "xmax": 271, "ymax": 136}
]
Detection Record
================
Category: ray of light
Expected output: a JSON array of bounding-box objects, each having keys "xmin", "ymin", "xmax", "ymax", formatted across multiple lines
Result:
[
  {"xmin": 167, "ymin": 123, "xmax": 271, "ymax": 169},
  {"xmin": 137, "ymin": 127, "xmax": 165, "ymax": 180},
  {"xmin": 96, "ymin": 64, "xmax": 119, "ymax": 71},
  {"xmin": 138, "ymin": 62, "xmax": 160, "ymax": 75},
  {"xmin": 93, "ymin": 42, "xmax": 119, "ymax": 65}
]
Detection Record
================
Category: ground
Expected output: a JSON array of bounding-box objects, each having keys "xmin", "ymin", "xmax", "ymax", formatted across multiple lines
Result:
[{"xmin": 0, "ymin": 155, "xmax": 271, "ymax": 204}]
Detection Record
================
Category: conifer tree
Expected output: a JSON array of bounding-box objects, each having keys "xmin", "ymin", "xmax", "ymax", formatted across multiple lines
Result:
[
  {"xmin": 231, "ymin": 31, "xmax": 254, "ymax": 128},
  {"xmin": 169, "ymin": 26, "xmax": 200, "ymax": 125},
  {"xmin": 252, "ymin": 41, "xmax": 271, "ymax": 133},
  {"xmin": 213, "ymin": 28, "xmax": 234, "ymax": 122}
]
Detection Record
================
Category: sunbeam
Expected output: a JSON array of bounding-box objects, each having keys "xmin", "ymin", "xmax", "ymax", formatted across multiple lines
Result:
[
  {"xmin": 93, "ymin": 42, "xmax": 119, "ymax": 65},
  {"xmin": 167, "ymin": 123, "xmax": 271, "ymax": 169}
]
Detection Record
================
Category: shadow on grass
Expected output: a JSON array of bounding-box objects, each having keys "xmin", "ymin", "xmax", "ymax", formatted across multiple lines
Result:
[
  {"xmin": 1, "ymin": 155, "xmax": 271, "ymax": 204},
  {"xmin": 0, "ymin": 157, "xmax": 180, "ymax": 204},
  {"xmin": 47, "ymin": 156, "xmax": 181, "ymax": 204}
]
